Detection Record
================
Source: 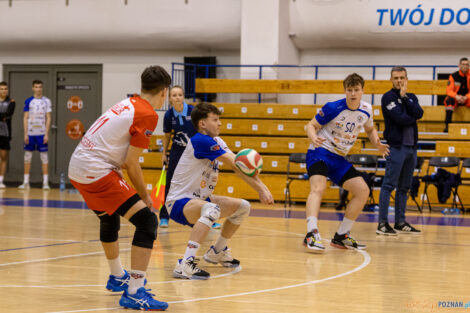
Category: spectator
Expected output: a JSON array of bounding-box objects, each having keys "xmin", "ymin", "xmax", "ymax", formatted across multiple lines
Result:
[
  {"xmin": 19, "ymin": 80, "xmax": 51, "ymax": 190},
  {"xmin": 377, "ymin": 66, "xmax": 423, "ymax": 235},
  {"xmin": 0, "ymin": 82, "xmax": 16, "ymax": 188},
  {"xmin": 443, "ymin": 57, "xmax": 470, "ymax": 132}
]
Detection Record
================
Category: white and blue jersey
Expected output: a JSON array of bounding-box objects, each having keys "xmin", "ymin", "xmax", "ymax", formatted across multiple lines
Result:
[
  {"xmin": 312, "ymin": 98, "xmax": 373, "ymax": 156},
  {"xmin": 166, "ymin": 133, "xmax": 230, "ymax": 208},
  {"xmin": 24, "ymin": 96, "xmax": 51, "ymax": 136}
]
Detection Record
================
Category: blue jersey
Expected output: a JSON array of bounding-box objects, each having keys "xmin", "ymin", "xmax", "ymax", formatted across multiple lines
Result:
[
  {"xmin": 166, "ymin": 133, "xmax": 230, "ymax": 203},
  {"xmin": 163, "ymin": 103, "xmax": 196, "ymax": 149},
  {"xmin": 311, "ymin": 98, "xmax": 373, "ymax": 156}
]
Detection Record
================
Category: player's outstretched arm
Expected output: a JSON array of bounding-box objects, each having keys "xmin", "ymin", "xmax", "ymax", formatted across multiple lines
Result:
[
  {"xmin": 364, "ymin": 124, "xmax": 390, "ymax": 157},
  {"xmin": 305, "ymin": 118, "xmax": 325, "ymax": 147},
  {"xmin": 217, "ymin": 152, "xmax": 274, "ymax": 204},
  {"xmin": 124, "ymin": 145, "xmax": 153, "ymax": 208}
]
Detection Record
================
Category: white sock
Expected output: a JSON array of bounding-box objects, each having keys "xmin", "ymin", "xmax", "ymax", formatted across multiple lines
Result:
[
  {"xmin": 307, "ymin": 216, "xmax": 318, "ymax": 233},
  {"xmin": 128, "ymin": 270, "xmax": 146, "ymax": 295},
  {"xmin": 0, "ymin": 176, "xmax": 3, "ymax": 184},
  {"xmin": 107, "ymin": 257, "xmax": 125, "ymax": 277},
  {"xmin": 214, "ymin": 235, "xmax": 228, "ymax": 253},
  {"xmin": 183, "ymin": 240, "xmax": 200, "ymax": 260},
  {"xmin": 24, "ymin": 174, "xmax": 29, "ymax": 184},
  {"xmin": 338, "ymin": 217, "xmax": 355, "ymax": 235},
  {"xmin": 43, "ymin": 175, "xmax": 48, "ymax": 184}
]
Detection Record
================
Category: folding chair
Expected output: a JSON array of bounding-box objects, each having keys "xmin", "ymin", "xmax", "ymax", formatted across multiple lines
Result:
[
  {"xmin": 421, "ymin": 156, "xmax": 462, "ymax": 212},
  {"xmin": 347, "ymin": 154, "xmax": 379, "ymax": 206},
  {"xmin": 454, "ymin": 158, "xmax": 470, "ymax": 213},
  {"xmin": 284, "ymin": 153, "xmax": 307, "ymax": 209}
]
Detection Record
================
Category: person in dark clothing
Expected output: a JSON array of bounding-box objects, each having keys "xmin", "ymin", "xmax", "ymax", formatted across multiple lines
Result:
[
  {"xmin": 0, "ymin": 82, "xmax": 16, "ymax": 188},
  {"xmin": 377, "ymin": 67, "xmax": 423, "ymax": 235},
  {"xmin": 443, "ymin": 57, "xmax": 470, "ymax": 132},
  {"xmin": 159, "ymin": 86, "xmax": 221, "ymax": 229}
]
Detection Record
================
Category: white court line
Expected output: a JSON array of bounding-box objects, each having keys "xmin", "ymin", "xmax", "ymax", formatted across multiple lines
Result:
[
  {"xmin": 45, "ymin": 227, "xmax": 372, "ymax": 313},
  {"xmin": 0, "ymin": 249, "xmax": 129, "ymax": 268},
  {"xmin": 0, "ymin": 236, "xmax": 78, "ymax": 242}
]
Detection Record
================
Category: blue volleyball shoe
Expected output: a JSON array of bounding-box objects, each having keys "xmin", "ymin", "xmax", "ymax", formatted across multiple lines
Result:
[
  {"xmin": 106, "ymin": 270, "xmax": 147, "ymax": 292},
  {"xmin": 119, "ymin": 287, "xmax": 168, "ymax": 311}
]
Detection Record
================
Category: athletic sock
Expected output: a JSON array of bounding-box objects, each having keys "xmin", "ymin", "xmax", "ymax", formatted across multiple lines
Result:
[
  {"xmin": 183, "ymin": 240, "xmax": 200, "ymax": 260},
  {"xmin": 107, "ymin": 257, "xmax": 125, "ymax": 277},
  {"xmin": 24, "ymin": 174, "xmax": 29, "ymax": 184},
  {"xmin": 43, "ymin": 174, "xmax": 48, "ymax": 184},
  {"xmin": 214, "ymin": 235, "xmax": 228, "ymax": 253},
  {"xmin": 128, "ymin": 270, "xmax": 146, "ymax": 295},
  {"xmin": 0, "ymin": 176, "xmax": 4, "ymax": 184},
  {"xmin": 337, "ymin": 217, "xmax": 355, "ymax": 235},
  {"xmin": 307, "ymin": 216, "xmax": 318, "ymax": 233}
]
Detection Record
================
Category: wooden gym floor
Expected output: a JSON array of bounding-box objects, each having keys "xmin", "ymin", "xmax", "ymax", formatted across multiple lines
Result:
[{"xmin": 1, "ymin": 188, "xmax": 469, "ymax": 313}]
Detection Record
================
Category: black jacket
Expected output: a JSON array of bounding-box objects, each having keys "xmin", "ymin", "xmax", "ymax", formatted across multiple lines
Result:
[{"xmin": 381, "ymin": 88, "xmax": 423, "ymax": 147}]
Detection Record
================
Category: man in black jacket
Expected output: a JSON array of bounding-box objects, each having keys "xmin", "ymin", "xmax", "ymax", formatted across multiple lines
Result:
[
  {"xmin": 0, "ymin": 82, "xmax": 15, "ymax": 189},
  {"xmin": 377, "ymin": 67, "xmax": 423, "ymax": 235}
]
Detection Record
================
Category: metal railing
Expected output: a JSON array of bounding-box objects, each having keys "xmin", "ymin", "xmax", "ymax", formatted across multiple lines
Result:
[{"xmin": 171, "ymin": 63, "xmax": 456, "ymax": 106}]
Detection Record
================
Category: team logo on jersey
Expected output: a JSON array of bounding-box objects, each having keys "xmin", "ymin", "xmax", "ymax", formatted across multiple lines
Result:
[
  {"xmin": 386, "ymin": 102, "xmax": 396, "ymax": 110},
  {"xmin": 186, "ymin": 116, "xmax": 192, "ymax": 120},
  {"xmin": 110, "ymin": 103, "xmax": 130, "ymax": 115},
  {"xmin": 144, "ymin": 130, "xmax": 153, "ymax": 137},
  {"xmin": 335, "ymin": 122, "xmax": 343, "ymax": 129},
  {"xmin": 357, "ymin": 115, "xmax": 363, "ymax": 123},
  {"xmin": 318, "ymin": 109, "xmax": 324, "ymax": 117},
  {"xmin": 210, "ymin": 144, "xmax": 221, "ymax": 151},
  {"xmin": 200, "ymin": 180, "xmax": 207, "ymax": 188}
]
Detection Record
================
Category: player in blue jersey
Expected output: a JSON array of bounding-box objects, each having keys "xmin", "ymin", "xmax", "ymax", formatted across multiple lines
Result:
[
  {"xmin": 19, "ymin": 80, "xmax": 51, "ymax": 190},
  {"xmin": 165, "ymin": 102, "xmax": 274, "ymax": 280},
  {"xmin": 303, "ymin": 73, "xmax": 389, "ymax": 251}
]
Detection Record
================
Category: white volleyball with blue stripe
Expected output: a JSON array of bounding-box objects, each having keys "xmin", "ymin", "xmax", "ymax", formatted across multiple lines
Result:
[{"xmin": 234, "ymin": 148, "xmax": 263, "ymax": 176}]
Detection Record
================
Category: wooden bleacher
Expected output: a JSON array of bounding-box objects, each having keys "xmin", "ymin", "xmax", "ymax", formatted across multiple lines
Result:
[{"xmin": 134, "ymin": 79, "xmax": 470, "ymax": 208}]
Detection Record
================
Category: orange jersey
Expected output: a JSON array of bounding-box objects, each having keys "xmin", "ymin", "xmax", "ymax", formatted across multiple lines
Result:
[{"xmin": 68, "ymin": 96, "xmax": 157, "ymax": 184}]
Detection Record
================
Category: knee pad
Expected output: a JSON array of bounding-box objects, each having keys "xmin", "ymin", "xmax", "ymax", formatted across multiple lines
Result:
[
  {"xmin": 198, "ymin": 202, "xmax": 220, "ymax": 227},
  {"xmin": 40, "ymin": 152, "xmax": 48, "ymax": 164},
  {"xmin": 227, "ymin": 199, "xmax": 251, "ymax": 225},
  {"xmin": 129, "ymin": 207, "xmax": 158, "ymax": 249},
  {"xmin": 24, "ymin": 151, "xmax": 32, "ymax": 163},
  {"xmin": 98, "ymin": 213, "xmax": 120, "ymax": 243}
]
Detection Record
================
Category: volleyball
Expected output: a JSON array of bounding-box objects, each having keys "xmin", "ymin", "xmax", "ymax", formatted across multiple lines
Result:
[{"xmin": 234, "ymin": 148, "xmax": 263, "ymax": 177}]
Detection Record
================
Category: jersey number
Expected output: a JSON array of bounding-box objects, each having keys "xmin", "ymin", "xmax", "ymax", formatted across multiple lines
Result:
[
  {"xmin": 345, "ymin": 122, "xmax": 356, "ymax": 133},
  {"xmin": 88, "ymin": 116, "xmax": 110, "ymax": 135}
]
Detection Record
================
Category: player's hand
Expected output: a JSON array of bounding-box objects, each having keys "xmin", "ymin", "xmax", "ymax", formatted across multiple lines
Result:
[
  {"xmin": 311, "ymin": 136, "xmax": 326, "ymax": 148},
  {"xmin": 43, "ymin": 134, "xmax": 48, "ymax": 144},
  {"xmin": 377, "ymin": 141, "xmax": 390, "ymax": 158},
  {"xmin": 24, "ymin": 135, "xmax": 29, "ymax": 145},
  {"xmin": 144, "ymin": 194, "xmax": 153, "ymax": 209},
  {"xmin": 259, "ymin": 187, "xmax": 274, "ymax": 205},
  {"xmin": 162, "ymin": 153, "xmax": 168, "ymax": 166},
  {"xmin": 400, "ymin": 80, "xmax": 408, "ymax": 98}
]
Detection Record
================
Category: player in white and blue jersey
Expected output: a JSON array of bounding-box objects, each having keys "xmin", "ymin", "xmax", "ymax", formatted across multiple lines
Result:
[
  {"xmin": 19, "ymin": 80, "xmax": 52, "ymax": 190},
  {"xmin": 166, "ymin": 103, "xmax": 274, "ymax": 280},
  {"xmin": 303, "ymin": 73, "xmax": 389, "ymax": 252}
]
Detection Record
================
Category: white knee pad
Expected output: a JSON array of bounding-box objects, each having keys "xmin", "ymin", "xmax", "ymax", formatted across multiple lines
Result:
[
  {"xmin": 40, "ymin": 152, "xmax": 48, "ymax": 164},
  {"xmin": 227, "ymin": 199, "xmax": 251, "ymax": 225},
  {"xmin": 24, "ymin": 151, "xmax": 33, "ymax": 163},
  {"xmin": 198, "ymin": 202, "xmax": 221, "ymax": 227}
]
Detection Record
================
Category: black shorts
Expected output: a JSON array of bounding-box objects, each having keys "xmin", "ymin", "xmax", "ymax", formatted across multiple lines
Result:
[{"xmin": 0, "ymin": 136, "xmax": 10, "ymax": 151}]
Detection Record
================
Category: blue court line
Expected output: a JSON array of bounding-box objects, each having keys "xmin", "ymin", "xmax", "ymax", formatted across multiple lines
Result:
[{"xmin": 1, "ymin": 197, "xmax": 469, "ymax": 227}]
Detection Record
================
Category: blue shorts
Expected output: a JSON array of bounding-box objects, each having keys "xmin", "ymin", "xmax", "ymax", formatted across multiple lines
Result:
[
  {"xmin": 306, "ymin": 147, "xmax": 352, "ymax": 185},
  {"xmin": 24, "ymin": 135, "xmax": 48, "ymax": 152},
  {"xmin": 167, "ymin": 197, "xmax": 211, "ymax": 227}
]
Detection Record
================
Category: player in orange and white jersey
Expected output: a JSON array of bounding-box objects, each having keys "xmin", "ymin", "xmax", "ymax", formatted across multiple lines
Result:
[{"xmin": 68, "ymin": 66, "xmax": 171, "ymax": 311}]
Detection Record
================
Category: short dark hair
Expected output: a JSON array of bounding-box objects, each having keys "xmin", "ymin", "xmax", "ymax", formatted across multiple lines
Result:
[
  {"xmin": 32, "ymin": 80, "xmax": 43, "ymax": 86},
  {"xmin": 191, "ymin": 102, "xmax": 221, "ymax": 131},
  {"xmin": 460, "ymin": 57, "xmax": 469, "ymax": 64},
  {"xmin": 141, "ymin": 66, "xmax": 171, "ymax": 95},
  {"xmin": 391, "ymin": 66, "xmax": 407, "ymax": 75},
  {"xmin": 343, "ymin": 73, "xmax": 364, "ymax": 88},
  {"xmin": 0, "ymin": 81, "xmax": 7, "ymax": 87}
]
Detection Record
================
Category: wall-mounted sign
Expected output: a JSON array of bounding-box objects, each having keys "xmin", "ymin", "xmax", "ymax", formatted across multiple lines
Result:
[
  {"xmin": 58, "ymin": 85, "xmax": 91, "ymax": 90},
  {"xmin": 67, "ymin": 95, "xmax": 83, "ymax": 112},
  {"xmin": 66, "ymin": 119, "xmax": 84, "ymax": 140}
]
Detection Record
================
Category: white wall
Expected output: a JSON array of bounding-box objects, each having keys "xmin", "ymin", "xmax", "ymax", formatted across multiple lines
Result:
[{"xmin": 0, "ymin": 49, "xmax": 240, "ymax": 112}]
